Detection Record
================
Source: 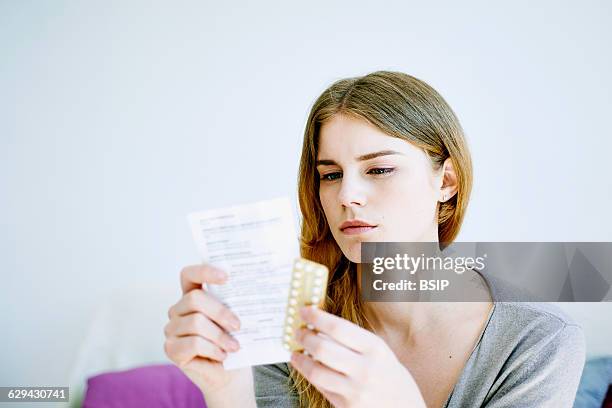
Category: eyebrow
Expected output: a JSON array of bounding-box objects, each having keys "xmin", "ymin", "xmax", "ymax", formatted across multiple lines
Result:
[{"xmin": 315, "ymin": 150, "xmax": 403, "ymax": 166}]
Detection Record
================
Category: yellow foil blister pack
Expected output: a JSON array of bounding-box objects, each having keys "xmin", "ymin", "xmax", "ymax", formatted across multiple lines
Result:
[{"xmin": 283, "ymin": 258, "xmax": 329, "ymax": 352}]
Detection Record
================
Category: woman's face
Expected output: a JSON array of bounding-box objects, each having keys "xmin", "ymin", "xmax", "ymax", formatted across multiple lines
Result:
[{"xmin": 317, "ymin": 114, "xmax": 450, "ymax": 263}]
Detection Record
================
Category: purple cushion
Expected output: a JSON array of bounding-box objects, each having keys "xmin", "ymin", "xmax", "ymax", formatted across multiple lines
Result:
[{"xmin": 84, "ymin": 364, "xmax": 206, "ymax": 408}]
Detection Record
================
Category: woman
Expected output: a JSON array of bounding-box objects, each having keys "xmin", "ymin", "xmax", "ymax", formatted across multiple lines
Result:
[{"xmin": 164, "ymin": 71, "xmax": 586, "ymax": 407}]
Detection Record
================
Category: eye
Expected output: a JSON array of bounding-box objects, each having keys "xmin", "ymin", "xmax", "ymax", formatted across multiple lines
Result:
[
  {"xmin": 320, "ymin": 172, "xmax": 342, "ymax": 181},
  {"xmin": 319, "ymin": 168, "xmax": 395, "ymax": 182},
  {"xmin": 368, "ymin": 167, "xmax": 395, "ymax": 175}
]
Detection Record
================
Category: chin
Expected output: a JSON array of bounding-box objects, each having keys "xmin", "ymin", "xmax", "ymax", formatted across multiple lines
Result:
[{"xmin": 343, "ymin": 245, "xmax": 362, "ymax": 263}]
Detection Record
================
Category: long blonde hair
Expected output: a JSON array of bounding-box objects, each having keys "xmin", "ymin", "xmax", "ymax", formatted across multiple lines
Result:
[{"xmin": 291, "ymin": 71, "xmax": 473, "ymax": 407}]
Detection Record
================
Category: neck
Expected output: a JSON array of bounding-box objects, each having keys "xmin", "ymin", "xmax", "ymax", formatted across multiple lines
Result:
[
  {"xmin": 362, "ymin": 301, "xmax": 455, "ymax": 345},
  {"xmin": 356, "ymin": 251, "xmax": 492, "ymax": 347},
  {"xmin": 358, "ymin": 233, "xmax": 445, "ymax": 342}
]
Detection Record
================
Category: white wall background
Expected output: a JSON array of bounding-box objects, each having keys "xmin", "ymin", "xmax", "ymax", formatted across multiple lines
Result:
[{"xmin": 1, "ymin": 0, "xmax": 611, "ymax": 390}]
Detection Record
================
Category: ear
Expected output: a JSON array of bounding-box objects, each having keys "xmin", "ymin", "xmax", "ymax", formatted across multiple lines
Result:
[{"xmin": 438, "ymin": 157, "xmax": 458, "ymax": 203}]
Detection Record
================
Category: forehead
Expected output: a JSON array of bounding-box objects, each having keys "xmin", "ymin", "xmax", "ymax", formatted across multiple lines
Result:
[{"xmin": 317, "ymin": 114, "xmax": 422, "ymax": 160}]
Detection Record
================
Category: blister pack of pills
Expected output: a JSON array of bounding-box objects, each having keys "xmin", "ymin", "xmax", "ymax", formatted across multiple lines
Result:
[{"xmin": 283, "ymin": 257, "xmax": 329, "ymax": 352}]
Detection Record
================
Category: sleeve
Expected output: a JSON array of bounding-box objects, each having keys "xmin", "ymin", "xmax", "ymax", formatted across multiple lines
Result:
[
  {"xmin": 252, "ymin": 363, "xmax": 299, "ymax": 408},
  {"xmin": 484, "ymin": 323, "xmax": 586, "ymax": 408}
]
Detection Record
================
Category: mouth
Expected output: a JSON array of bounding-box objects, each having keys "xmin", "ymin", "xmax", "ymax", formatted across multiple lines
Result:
[
  {"xmin": 339, "ymin": 219, "xmax": 378, "ymax": 236},
  {"xmin": 341, "ymin": 225, "xmax": 378, "ymax": 235}
]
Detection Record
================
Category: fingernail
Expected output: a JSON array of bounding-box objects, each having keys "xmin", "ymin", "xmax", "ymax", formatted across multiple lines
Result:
[
  {"xmin": 227, "ymin": 339, "xmax": 240, "ymax": 351},
  {"xmin": 229, "ymin": 318, "xmax": 240, "ymax": 331}
]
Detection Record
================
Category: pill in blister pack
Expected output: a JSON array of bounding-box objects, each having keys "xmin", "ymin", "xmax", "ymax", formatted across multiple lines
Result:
[{"xmin": 282, "ymin": 257, "xmax": 329, "ymax": 352}]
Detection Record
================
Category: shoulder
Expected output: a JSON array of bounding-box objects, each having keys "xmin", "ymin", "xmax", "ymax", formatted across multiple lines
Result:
[
  {"xmin": 487, "ymin": 302, "xmax": 585, "ymax": 356},
  {"xmin": 482, "ymin": 303, "xmax": 586, "ymax": 400},
  {"xmin": 461, "ymin": 303, "xmax": 586, "ymax": 406},
  {"xmin": 492, "ymin": 301, "xmax": 583, "ymax": 336},
  {"xmin": 494, "ymin": 301, "xmax": 581, "ymax": 325}
]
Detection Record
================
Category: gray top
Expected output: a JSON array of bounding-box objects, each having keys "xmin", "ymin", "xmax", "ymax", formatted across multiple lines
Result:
[{"xmin": 252, "ymin": 271, "xmax": 586, "ymax": 407}]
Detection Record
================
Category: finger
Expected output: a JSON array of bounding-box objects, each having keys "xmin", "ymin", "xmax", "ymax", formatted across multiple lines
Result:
[
  {"xmin": 164, "ymin": 335, "xmax": 227, "ymax": 365},
  {"xmin": 165, "ymin": 312, "xmax": 240, "ymax": 352},
  {"xmin": 290, "ymin": 351, "xmax": 352, "ymax": 396},
  {"xmin": 168, "ymin": 289, "xmax": 241, "ymax": 333},
  {"xmin": 295, "ymin": 327, "xmax": 360, "ymax": 375},
  {"xmin": 180, "ymin": 264, "xmax": 228, "ymax": 294},
  {"xmin": 299, "ymin": 306, "xmax": 377, "ymax": 353}
]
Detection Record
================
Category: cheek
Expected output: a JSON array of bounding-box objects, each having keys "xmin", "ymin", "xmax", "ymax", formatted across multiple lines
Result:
[
  {"xmin": 380, "ymin": 173, "xmax": 428, "ymax": 199},
  {"xmin": 379, "ymin": 175, "xmax": 438, "ymax": 219},
  {"xmin": 318, "ymin": 188, "xmax": 335, "ymax": 220}
]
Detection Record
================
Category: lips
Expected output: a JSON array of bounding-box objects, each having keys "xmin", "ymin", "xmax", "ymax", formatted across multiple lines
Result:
[{"xmin": 339, "ymin": 219, "xmax": 377, "ymax": 235}]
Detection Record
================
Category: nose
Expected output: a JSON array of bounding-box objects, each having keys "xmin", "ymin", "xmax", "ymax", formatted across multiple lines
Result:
[{"xmin": 337, "ymin": 173, "xmax": 367, "ymax": 208}]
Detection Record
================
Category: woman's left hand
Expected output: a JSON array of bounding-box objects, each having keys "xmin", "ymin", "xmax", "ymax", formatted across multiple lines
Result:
[{"xmin": 290, "ymin": 305, "xmax": 427, "ymax": 408}]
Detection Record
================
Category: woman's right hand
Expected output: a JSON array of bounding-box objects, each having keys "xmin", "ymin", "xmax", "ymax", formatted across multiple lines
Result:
[{"xmin": 164, "ymin": 264, "xmax": 243, "ymax": 394}]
